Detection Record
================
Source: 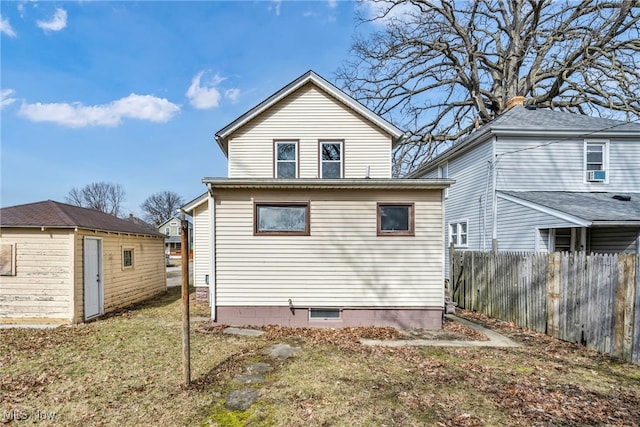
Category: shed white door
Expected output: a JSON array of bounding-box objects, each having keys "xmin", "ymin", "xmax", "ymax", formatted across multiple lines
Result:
[{"xmin": 84, "ymin": 237, "xmax": 103, "ymax": 320}]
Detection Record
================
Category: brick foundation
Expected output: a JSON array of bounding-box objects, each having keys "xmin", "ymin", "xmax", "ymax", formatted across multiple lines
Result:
[{"xmin": 195, "ymin": 287, "xmax": 209, "ymax": 302}]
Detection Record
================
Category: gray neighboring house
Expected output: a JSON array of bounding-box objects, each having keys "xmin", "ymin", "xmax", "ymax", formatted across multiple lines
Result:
[
  {"xmin": 158, "ymin": 216, "xmax": 193, "ymax": 259},
  {"xmin": 409, "ymin": 102, "xmax": 640, "ymax": 276}
]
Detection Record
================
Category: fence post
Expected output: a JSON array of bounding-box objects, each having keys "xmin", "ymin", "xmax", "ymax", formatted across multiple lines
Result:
[
  {"xmin": 613, "ymin": 254, "xmax": 635, "ymax": 360},
  {"xmin": 633, "ymin": 254, "xmax": 640, "ymax": 364},
  {"xmin": 547, "ymin": 252, "xmax": 561, "ymax": 339}
]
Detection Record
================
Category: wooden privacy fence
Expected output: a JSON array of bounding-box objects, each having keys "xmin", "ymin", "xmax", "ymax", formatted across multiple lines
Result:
[{"xmin": 450, "ymin": 249, "xmax": 640, "ymax": 364}]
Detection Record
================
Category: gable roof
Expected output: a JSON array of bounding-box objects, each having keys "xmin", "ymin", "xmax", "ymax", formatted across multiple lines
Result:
[
  {"xmin": 0, "ymin": 200, "xmax": 164, "ymax": 237},
  {"xmin": 408, "ymin": 106, "xmax": 640, "ymax": 178},
  {"xmin": 157, "ymin": 216, "xmax": 181, "ymax": 229},
  {"xmin": 499, "ymin": 191, "xmax": 640, "ymax": 225},
  {"xmin": 157, "ymin": 215, "xmax": 192, "ymax": 230},
  {"xmin": 214, "ymin": 70, "xmax": 404, "ymax": 156}
]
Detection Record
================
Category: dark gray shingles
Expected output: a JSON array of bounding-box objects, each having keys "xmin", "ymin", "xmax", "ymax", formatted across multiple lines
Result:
[
  {"xmin": 501, "ymin": 191, "xmax": 640, "ymax": 222},
  {"xmin": 490, "ymin": 106, "xmax": 640, "ymax": 132}
]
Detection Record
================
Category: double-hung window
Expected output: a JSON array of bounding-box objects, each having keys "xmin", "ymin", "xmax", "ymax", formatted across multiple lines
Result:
[
  {"xmin": 254, "ymin": 202, "xmax": 310, "ymax": 235},
  {"xmin": 320, "ymin": 141, "xmax": 343, "ymax": 178},
  {"xmin": 449, "ymin": 221, "xmax": 468, "ymax": 248},
  {"xmin": 275, "ymin": 141, "xmax": 298, "ymax": 178},
  {"xmin": 377, "ymin": 203, "xmax": 415, "ymax": 236},
  {"xmin": 123, "ymin": 248, "xmax": 134, "ymax": 268},
  {"xmin": 584, "ymin": 141, "xmax": 608, "ymax": 182}
]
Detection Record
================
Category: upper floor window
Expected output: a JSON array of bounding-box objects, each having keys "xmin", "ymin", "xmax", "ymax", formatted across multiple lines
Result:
[
  {"xmin": 275, "ymin": 141, "xmax": 298, "ymax": 178},
  {"xmin": 377, "ymin": 203, "xmax": 415, "ymax": 236},
  {"xmin": 584, "ymin": 141, "xmax": 608, "ymax": 182},
  {"xmin": 164, "ymin": 227, "xmax": 170, "ymax": 235},
  {"xmin": 449, "ymin": 221, "xmax": 468, "ymax": 248},
  {"xmin": 438, "ymin": 162, "xmax": 449, "ymax": 198},
  {"xmin": 320, "ymin": 141, "xmax": 343, "ymax": 178}
]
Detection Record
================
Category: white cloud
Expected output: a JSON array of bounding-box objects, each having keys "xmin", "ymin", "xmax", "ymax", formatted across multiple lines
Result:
[
  {"xmin": 358, "ymin": 0, "xmax": 418, "ymax": 26},
  {"xmin": 1, "ymin": 89, "xmax": 17, "ymax": 109},
  {"xmin": 1, "ymin": 15, "xmax": 17, "ymax": 37},
  {"xmin": 36, "ymin": 8, "xmax": 67, "ymax": 32},
  {"xmin": 186, "ymin": 71, "xmax": 240, "ymax": 109},
  {"xmin": 269, "ymin": 0, "xmax": 282, "ymax": 16},
  {"xmin": 17, "ymin": 93, "xmax": 180, "ymax": 128},
  {"xmin": 225, "ymin": 88, "xmax": 240, "ymax": 103},
  {"xmin": 327, "ymin": 0, "xmax": 338, "ymax": 8}
]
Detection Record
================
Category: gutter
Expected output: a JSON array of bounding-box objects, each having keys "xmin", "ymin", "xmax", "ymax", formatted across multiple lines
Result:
[{"xmin": 201, "ymin": 177, "xmax": 454, "ymax": 191}]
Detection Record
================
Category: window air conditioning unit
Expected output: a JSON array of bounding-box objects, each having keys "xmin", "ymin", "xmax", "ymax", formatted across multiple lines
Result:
[{"xmin": 588, "ymin": 170, "xmax": 607, "ymax": 182}]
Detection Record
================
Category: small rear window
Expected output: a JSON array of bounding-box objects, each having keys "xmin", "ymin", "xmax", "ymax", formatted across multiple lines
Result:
[{"xmin": 309, "ymin": 308, "xmax": 341, "ymax": 320}]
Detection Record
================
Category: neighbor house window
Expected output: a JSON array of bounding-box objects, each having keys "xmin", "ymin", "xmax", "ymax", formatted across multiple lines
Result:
[
  {"xmin": 438, "ymin": 162, "xmax": 449, "ymax": 199},
  {"xmin": 320, "ymin": 141, "xmax": 343, "ymax": 178},
  {"xmin": 449, "ymin": 221, "xmax": 468, "ymax": 247},
  {"xmin": 254, "ymin": 202, "xmax": 310, "ymax": 235},
  {"xmin": 584, "ymin": 141, "xmax": 608, "ymax": 182},
  {"xmin": 275, "ymin": 141, "xmax": 298, "ymax": 178},
  {"xmin": 377, "ymin": 203, "xmax": 415, "ymax": 236},
  {"xmin": 164, "ymin": 227, "xmax": 170, "ymax": 236},
  {"xmin": 123, "ymin": 248, "xmax": 134, "ymax": 268}
]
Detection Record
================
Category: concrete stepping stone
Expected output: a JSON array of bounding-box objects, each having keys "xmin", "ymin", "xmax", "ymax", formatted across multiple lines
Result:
[
  {"xmin": 234, "ymin": 373, "xmax": 265, "ymax": 384},
  {"xmin": 267, "ymin": 343, "xmax": 300, "ymax": 359},
  {"xmin": 223, "ymin": 327, "xmax": 265, "ymax": 337},
  {"xmin": 246, "ymin": 362, "xmax": 273, "ymax": 374},
  {"xmin": 225, "ymin": 388, "xmax": 260, "ymax": 411}
]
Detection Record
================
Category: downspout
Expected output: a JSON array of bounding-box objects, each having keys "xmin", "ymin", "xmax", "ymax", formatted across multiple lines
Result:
[
  {"xmin": 483, "ymin": 160, "xmax": 492, "ymax": 250},
  {"xmin": 207, "ymin": 185, "xmax": 216, "ymax": 321},
  {"xmin": 491, "ymin": 147, "xmax": 499, "ymax": 252}
]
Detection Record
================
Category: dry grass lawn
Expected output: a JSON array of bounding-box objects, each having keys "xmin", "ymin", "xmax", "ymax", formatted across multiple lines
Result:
[{"xmin": 2, "ymin": 288, "xmax": 639, "ymax": 426}]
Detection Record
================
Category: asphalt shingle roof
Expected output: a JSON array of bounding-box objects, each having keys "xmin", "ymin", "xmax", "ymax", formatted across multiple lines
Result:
[
  {"xmin": 409, "ymin": 106, "xmax": 640, "ymax": 177},
  {"xmin": 489, "ymin": 106, "xmax": 640, "ymax": 132},
  {"xmin": 500, "ymin": 191, "xmax": 640, "ymax": 223},
  {"xmin": 0, "ymin": 200, "xmax": 164, "ymax": 236}
]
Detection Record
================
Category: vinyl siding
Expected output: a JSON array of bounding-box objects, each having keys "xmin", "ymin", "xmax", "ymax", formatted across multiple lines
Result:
[
  {"xmin": 0, "ymin": 229, "xmax": 74, "ymax": 324},
  {"xmin": 212, "ymin": 188, "xmax": 444, "ymax": 308},
  {"xmin": 438, "ymin": 140, "xmax": 494, "ymax": 276},
  {"xmin": 228, "ymin": 84, "xmax": 392, "ymax": 179},
  {"xmin": 496, "ymin": 197, "xmax": 577, "ymax": 252},
  {"xmin": 495, "ymin": 136, "xmax": 640, "ymax": 193},
  {"xmin": 590, "ymin": 227, "xmax": 639, "ymax": 254},
  {"xmin": 192, "ymin": 200, "xmax": 211, "ymax": 289},
  {"xmin": 73, "ymin": 231, "xmax": 165, "ymax": 322}
]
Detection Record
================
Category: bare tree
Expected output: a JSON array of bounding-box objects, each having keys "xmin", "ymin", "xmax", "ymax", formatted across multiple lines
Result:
[
  {"xmin": 141, "ymin": 191, "xmax": 185, "ymax": 226},
  {"xmin": 337, "ymin": 0, "xmax": 640, "ymax": 175},
  {"xmin": 65, "ymin": 182, "xmax": 126, "ymax": 216}
]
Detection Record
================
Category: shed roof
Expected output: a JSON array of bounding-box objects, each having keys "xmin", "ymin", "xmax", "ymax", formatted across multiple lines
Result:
[
  {"xmin": 214, "ymin": 70, "xmax": 404, "ymax": 156},
  {"xmin": 499, "ymin": 191, "xmax": 640, "ymax": 225},
  {"xmin": 0, "ymin": 200, "xmax": 164, "ymax": 237},
  {"xmin": 409, "ymin": 106, "xmax": 640, "ymax": 178}
]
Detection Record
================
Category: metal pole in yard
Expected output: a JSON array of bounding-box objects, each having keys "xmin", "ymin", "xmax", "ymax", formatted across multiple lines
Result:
[{"xmin": 180, "ymin": 211, "xmax": 191, "ymax": 385}]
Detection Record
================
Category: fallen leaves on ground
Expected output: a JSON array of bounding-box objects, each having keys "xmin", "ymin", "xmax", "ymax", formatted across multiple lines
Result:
[{"xmin": 196, "ymin": 317, "xmax": 486, "ymax": 353}]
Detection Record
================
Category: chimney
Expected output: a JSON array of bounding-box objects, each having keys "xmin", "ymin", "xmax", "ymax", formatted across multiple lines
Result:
[{"xmin": 506, "ymin": 96, "xmax": 524, "ymax": 110}]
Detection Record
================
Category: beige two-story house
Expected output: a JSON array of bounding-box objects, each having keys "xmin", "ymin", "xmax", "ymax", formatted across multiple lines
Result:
[{"xmin": 183, "ymin": 71, "xmax": 452, "ymax": 328}]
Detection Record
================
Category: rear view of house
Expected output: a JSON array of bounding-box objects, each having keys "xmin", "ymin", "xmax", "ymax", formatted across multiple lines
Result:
[
  {"xmin": 184, "ymin": 71, "xmax": 452, "ymax": 329},
  {"xmin": 0, "ymin": 200, "xmax": 166, "ymax": 325}
]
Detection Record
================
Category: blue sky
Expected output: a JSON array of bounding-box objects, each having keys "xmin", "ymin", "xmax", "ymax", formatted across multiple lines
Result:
[{"xmin": 1, "ymin": 0, "xmax": 378, "ymax": 216}]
